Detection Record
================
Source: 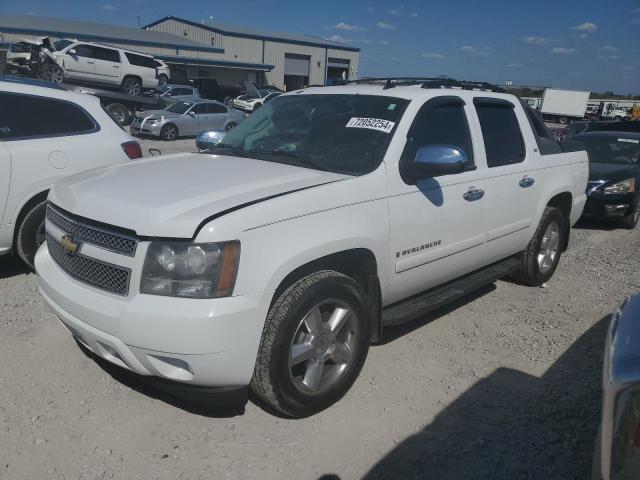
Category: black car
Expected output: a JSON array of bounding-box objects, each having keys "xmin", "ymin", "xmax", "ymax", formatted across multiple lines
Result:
[{"xmin": 570, "ymin": 132, "xmax": 640, "ymax": 228}]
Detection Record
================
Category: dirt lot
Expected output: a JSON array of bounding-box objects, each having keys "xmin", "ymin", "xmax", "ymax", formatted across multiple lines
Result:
[{"xmin": 0, "ymin": 132, "xmax": 637, "ymax": 479}]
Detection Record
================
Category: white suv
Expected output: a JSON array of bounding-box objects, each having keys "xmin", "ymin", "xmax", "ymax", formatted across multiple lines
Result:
[
  {"xmin": 44, "ymin": 39, "xmax": 159, "ymax": 95},
  {"xmin": 0, "ymin": 77, "xmax": 142, "ymax": 268},
  {"xmin": 36, "ymin": 81, "xmax": 589, "ymax": 417}
]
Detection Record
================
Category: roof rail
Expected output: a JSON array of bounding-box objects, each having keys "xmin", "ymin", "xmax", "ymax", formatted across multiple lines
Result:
[
  {"xmin": 342, "ymin": 77, "xmax": 504, "ymax": 92},
  {"xmin": 421, "ymin": 79, "xmax": 504, "ymax": 92}
]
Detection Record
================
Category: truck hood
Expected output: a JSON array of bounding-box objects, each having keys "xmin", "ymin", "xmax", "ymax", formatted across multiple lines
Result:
[
  {"xmin": 50, "ymin": 153, "xmax": 349, "ymax": 238},
  {"xmin": 589, "ymin": 162, "xmax": 639, "ymax": 183}
]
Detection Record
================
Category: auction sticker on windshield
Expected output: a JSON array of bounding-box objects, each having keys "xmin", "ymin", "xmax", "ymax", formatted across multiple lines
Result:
[
  {"xmin": 618, "ymin": 138, "xmax": 639, "ymax": 144},
  {"xmin": 346, "ymin": 117, "xmax": 395, "ymax": 133}
]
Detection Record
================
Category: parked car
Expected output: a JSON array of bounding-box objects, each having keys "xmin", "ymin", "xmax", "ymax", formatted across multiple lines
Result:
[
  {"xmin": 232, "ymin": 89, "xmax": 282, "ymax": 112},
  {"xmin": 157, "ymin": 84, "xmax": 200, "ymax": 107},
  {"xmin": 0, "ymin": 76, "xmax": 142, "ymax": 268},
  {"xmin": 130, "ymin": 100, "xmax": 244, "ymax": 140},
  {"xmin": 6, "ymin": 42, "xmax": 32, "ymax": 70},
  {"xmin": 186, "ymin": 77, "xmax": 243, "ymax": 103},
  {"xmin": 567, "ymin": 132, "xmax": 640, "ymax": 228},
  {"xmin": 154, "ymin": 59, "xmax": 170, "ymax": 85},
  {"xmin": 41, "ymin": 39, "xmax": 159, "ymax": 95},
  {"xmin": 36, "ymin": 81, "xmax": 588, "ymax": 417},
  {"xmin": 593, "ymin": 294, "xmax": 640, "ymax": 480}
]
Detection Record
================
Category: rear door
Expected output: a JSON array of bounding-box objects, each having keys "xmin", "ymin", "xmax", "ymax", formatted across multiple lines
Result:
[
  {"xmin": 470, "ymin": 97, "xmax": 540, "ymax": 261},
  {"xmin": 387, "ymin": 96, "xmax": 489, "ymax": 302},
  {"xmin": 92, "ymin": 46, "xmax": 121, "ymax": 85},
  {"xmin": 201, "ymin": 103, "xmax": 228, "ymax": 131},
  {"xmin": 63, "ymin": 44, "xmax": 97, "ymax": 81}
]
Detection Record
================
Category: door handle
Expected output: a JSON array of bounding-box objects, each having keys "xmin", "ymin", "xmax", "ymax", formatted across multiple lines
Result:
[
  {"xmin": 113, "ymin": 65, "xmax": 120, "ymax": 68},
  {"xmin": 86, "ymin": 61, "xmax": 94, "ymax": 64},
  {"xmin": 463, "ymin": 187, "xmax": 485, "ymax": 202},
  {"xmin": 519, "ymin": 176, "xmax": 535, "ymax": 188}
]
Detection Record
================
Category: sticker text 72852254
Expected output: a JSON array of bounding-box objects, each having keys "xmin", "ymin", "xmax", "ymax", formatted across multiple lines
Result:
[{"xmin": 346, "ymin": 117, "xmax": 396, "ymax": 134}]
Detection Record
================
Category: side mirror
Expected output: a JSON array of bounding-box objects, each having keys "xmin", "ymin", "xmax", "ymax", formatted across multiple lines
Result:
[
  {"xmin": 67, "ymin": 48, "xmax": 77, "ymax": 56},
  {"xmin": 405, "ymin": 145, "xmax": 469, "ymax": 180},
  {"xmin": 187, "ymin": 110, "xmax": 196, "ymax": 117},
  {"xmin": 196, "ymin": 130, "xmax": 226, "ymax": 150}
]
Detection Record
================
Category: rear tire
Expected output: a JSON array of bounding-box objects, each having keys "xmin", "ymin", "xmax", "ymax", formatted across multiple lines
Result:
[
  {"xmin": 251, "ymin": 270, "xmax": 370, "ymax": 418},
  {"xmin": 225, "ymin": 122, "xmax": 237, "ymax": 131},
  {"xmin": 512, "ymin": 206, "xmax": 566, "ymax": 286},
  {"xmin": 160, "ymin": 123, "xmax": 178, "ymax": 141},
  {"xmin": 45, "ymin": 64, "xmax": 64, "ymax": 83},
  {"xmin": 559, "ymin": 117, "xmax": 568, "ymax": 125},
  {"xmin": 158, "ymin": 74, "xmax": 169, "ymax": 86},
  {"xmin": 253, "ymin": 103, "xmax": 262, "ymax": 111},
  {"xmin": 105, "ymin": 103, "xmax": 131, "ymax": 126},
  {"xmin": 620, "ymin": 207, "xmax": 640, "ymax": 229},
  {"xmin": 16, "ymin": 201, "xmax": 47, "ymax": 270},
  {"xmin": 121, "ymin": 77, "xmax": 142, "ymax": 96}
]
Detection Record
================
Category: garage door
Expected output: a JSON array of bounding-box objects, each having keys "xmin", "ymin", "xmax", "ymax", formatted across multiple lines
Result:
[{"xmin": 284, "ymin": 54, "xmax": 310, "ymax": 76}]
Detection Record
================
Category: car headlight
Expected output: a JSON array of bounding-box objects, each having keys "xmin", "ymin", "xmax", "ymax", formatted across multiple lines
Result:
[
  {"xmin": 146, "ymin": 118, "xmax": 161, "ymax": 125},
  {"xmin": 603, "ymin": 178, "xmax": 636, "ymax": 194},
  {"xmin": 141, "ymin": 241, "xmax": 240, "ymax": 298}
]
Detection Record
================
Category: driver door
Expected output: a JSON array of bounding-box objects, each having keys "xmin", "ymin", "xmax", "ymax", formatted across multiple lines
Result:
[
  {"xmin": 63, "ymin": 44, "xmax": 97, "ymax": 81},
  {"xmin": 386, "ymin": 96, "xmax": 489, "ymax": 303}
]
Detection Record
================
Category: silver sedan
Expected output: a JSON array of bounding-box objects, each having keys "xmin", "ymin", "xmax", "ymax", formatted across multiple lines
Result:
[{"xmin": 130, "ymin": 100, "xmax": 246, "ymax": 141}]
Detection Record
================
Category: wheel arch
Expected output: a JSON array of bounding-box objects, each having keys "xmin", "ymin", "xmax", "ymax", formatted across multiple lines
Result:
[
  {"xmin": 272, "ymin": 248, "xmax": 383, "ymax": 342},
  {"xmin": 12, "ymin": 189, "xmax": 49, "ymax": 247},
  {"xmin": 546, "ymin": 191, "xmax": 572, "ymax": 251}
]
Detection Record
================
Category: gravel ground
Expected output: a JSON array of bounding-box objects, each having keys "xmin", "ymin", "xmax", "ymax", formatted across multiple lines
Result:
[{"xmin": 0, "ymin": 131, "xmax": 637, "ymax": 479}]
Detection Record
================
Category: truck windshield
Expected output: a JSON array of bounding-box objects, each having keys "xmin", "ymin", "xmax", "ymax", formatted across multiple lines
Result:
[
  {"xmin": 209, "ymin": 94, "xmax": 408, "ymax": 175},
  {"xmin": 166, "ymin": 101, "xmax": 194, "ymax": 114},
  {"xmin": 581, "ymin": 137, "xmax": 640, "ymax": 164}
]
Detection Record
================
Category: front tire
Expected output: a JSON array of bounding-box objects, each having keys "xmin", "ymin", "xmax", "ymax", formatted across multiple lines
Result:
[
  {"xmin": 158, "ymin": 74, "xmax": 169, "ymax": 86},
  {"xmin": 45, "ymin": 64, "xmax": 64, "ymax": 83},
  {"xmin": 16, "ymin": 201, "xmax": 47, "ymax": 270},
  {"xmin": 512, "ymin": 206, "xmax": 566, "ymax": 286},
  {"xmin": 160, "ymin": 123, "xmax": 178, "ymax": 141},
  {"xmin": 106, "ymin": 103, "xmax": 130, "ymax": 126},
  {"xmin": 225, "ymin": 122, "xmax": 237, "ymax": 131},
  {"xmin": 251, "ymin": 270, "xmax": 371, "ymax": 418},
  {"xmin": 620, "ymin": 207, "xmax": 640, "ymax": 229}
]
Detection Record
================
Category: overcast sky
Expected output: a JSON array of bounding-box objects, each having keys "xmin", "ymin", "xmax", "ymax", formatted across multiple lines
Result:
[{"xmin": 2, "ymin": 0, "xmax": 640, "ymax": 94}]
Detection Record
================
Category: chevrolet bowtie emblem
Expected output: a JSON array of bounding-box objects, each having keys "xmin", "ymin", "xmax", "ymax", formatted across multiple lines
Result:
[{"xmin": 60, "ymin": 235, "xmax": 80, "ymax": 255}]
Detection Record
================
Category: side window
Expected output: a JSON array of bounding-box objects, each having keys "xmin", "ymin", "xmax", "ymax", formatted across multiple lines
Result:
[
  {"xmin": 93, "ymin": 46, "xmax": 120, "ymax": 63},
  {"xmin": 206, "ymin": 103, "xmax": 227, "ymax": 114},
  {"xmin": 74, "ymin": 44, "xmax": 96, "ymax": 59},
  {"xmin": 193, "ymin": 104, "xmax": 207, "ymax": 115},
  {"xmin": 474, "ymin": 99, "xmax": 525, "ymax": 167},
  {"xmin": 522, "ymin": 104, "xmax": 562, "ymax": 155},
  {"xmin": 401, "ymin": 97, "xmax": 474, "ymax": 165},
  {"xmin": 175, "ymin": 88, "xmax": 192, "ymax": 96},
  {"xmin": 124, "ymin": 52, "xmax": 156, "ymax": 69},
  {"xmin": 0, "ymin": 92, "xmax": 97, "ymax": 139}
]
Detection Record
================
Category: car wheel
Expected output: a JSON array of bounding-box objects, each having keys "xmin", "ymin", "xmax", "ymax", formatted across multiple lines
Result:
[
  {"xmin": 106, "ymin": 103, "xmax": 131, "ymax": 126},
  {"xmin": 253, "ymin": 103, "xmax": 262, "ymax": 111},
  {"xmin": 512, "ymin": 206, "xmax": 566, "ymax": 286},
  {"xmin": 225, "ymin": 122, "xmax": 237, "ymax": 131},
  {"xmin": 160, "ymin": 124, "xmax": 178, "ymax": 141},
  {"xmin": 46, "ymin": 64, "xmax": 64, "ymax": 83},
  {"xmin": 251, "ymin": 270, "xmax": 371, "ymax": 418},
  {"xmin": 158, "ymin": 74, "xmax": 169, "ymax": 86},
  {"xmin": 16, "ymin": 200, "xmax": 47, "ymax": 270},
  {"xmin": 559, "ymin": 117, "xmax": 568, "ymax": 125},
  {"xmin": 122, "ymin": 77, "xmax": 142, "ymax": 96},
  {"xmin": 620, "ymin": 207, "xmax": 640, "ymax": 229},
  {"xmin": 614, "ymin": 116, "xmax": 623, "ymax": 122}
]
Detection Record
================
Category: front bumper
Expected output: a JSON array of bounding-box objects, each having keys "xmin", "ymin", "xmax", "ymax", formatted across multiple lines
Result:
[
  {"xmin": 130, "ymin": 120, "xmax": 162, "ymax": 136},
  {"xmin": 584, "ymin": 192, "xmax": 637, "ymax": 219},
  {"xmin": 35, "ymin": 243, "xmax": 273, "ymax": 389}
]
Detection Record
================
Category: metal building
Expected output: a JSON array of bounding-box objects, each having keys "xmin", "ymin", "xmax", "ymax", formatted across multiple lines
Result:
[{"xmin": 0, "ymin": 14, "xmax": 359, "ymax": 90}]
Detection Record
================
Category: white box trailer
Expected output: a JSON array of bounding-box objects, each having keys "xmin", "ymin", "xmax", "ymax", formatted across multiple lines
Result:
[{"xmin": 540, "ymin": 88, "xmax": 590, "ymax": 124}]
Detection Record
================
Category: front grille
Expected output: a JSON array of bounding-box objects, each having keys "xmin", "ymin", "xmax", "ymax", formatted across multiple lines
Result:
[
  {"xmin": 47, "ymin": 234, "xmax": 131, "ymax": 296},
  {"xmin": 46, "ymin": 204, "xmax": 137, "ymax": 256}
]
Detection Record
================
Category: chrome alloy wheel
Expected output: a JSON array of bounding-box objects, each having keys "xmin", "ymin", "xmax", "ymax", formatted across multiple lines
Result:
[
  {"xmin": 288, "ymin": 299, "xmax": 359, "ymax": 395},
  {"xmin": 537, "ymin": 221, "xmax": 560, "ymax": 274}
]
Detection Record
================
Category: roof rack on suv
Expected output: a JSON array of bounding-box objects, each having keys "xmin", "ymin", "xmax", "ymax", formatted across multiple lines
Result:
[{"xmin": 343, "ymin": 77, "xmax": 504, "ymax": 92}]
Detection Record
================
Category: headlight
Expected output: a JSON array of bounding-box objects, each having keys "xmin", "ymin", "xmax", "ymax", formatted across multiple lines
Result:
[
  {"xmin": 141, "ymin": 241, "xmax": 240, "ymax": 298},
  {"xmin": 146, "ymin": 118, "xmax": 161, "ymax": 125},
  {"xmin": 603, "ymin": 178, "xmax": 636, "ymax": 194}
]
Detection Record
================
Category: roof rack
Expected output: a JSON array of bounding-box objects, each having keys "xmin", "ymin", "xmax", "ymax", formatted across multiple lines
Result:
[{"xmin": 342, "ymin": 77, "xmax": 503, "ymax": 92}]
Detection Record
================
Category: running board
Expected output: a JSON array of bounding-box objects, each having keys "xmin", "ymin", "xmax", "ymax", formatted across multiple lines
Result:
[{"xmin": 382, "ymin": 256, "xmax": 521, "ymax": 327}]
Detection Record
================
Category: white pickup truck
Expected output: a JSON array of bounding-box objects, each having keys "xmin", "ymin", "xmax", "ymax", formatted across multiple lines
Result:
[{"xmin": 35, "ymin": 81, "xmax": 589, "ymax": 417}]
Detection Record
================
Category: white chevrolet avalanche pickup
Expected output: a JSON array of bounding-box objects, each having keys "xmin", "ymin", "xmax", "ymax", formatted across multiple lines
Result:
[{"xmin": 36, "ymin": 81, "xmax": 589, "ymax": 417}]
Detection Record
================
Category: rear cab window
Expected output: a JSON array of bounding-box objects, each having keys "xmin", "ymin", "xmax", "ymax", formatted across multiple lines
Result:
[
  {"xmin": 474, "ymin": 98, "xmax": 525, "ymax": 167},
  {"xmin": 0, "ymin": 92, "xmax": 98, "ymax": 140}
]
